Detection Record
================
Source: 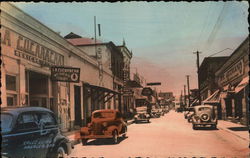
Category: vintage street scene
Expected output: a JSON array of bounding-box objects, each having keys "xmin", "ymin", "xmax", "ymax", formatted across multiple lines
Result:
[{"xmin": 0, "ymin": 1, "xmax": 249, "ymax": 158}]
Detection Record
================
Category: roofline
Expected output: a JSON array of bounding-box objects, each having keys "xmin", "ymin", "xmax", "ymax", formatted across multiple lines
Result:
[
  {"xmin": 215, "ymin": 36, "xmax": 249, "ymax": 75},
  {"xmin": 200, "ymin": 56, "xmax": 229, "ymax": 69}
]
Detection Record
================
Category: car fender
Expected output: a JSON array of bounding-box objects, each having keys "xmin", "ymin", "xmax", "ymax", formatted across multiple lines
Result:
[
  {"xmin": 47, "ymin": 136, "xmax": 70, "ymax": 157},
  {"xmin": 80, "ymin": 127, "xmax": 90, "ymax": 135},
  {"xmin": 107, "ymin": 125, "xmax": 118, "ymax": 133}
]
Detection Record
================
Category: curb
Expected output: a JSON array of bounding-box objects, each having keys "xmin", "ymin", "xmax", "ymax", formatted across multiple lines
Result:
[{"xmin": 218, "ymin": 127, "xmax": 249, "ymax": 142}]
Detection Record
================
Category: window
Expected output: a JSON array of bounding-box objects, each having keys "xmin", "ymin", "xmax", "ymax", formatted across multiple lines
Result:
[
  {"xmin": 38, "ymin": 112, "xmax": 56, "ymax": 127},
  {"xmin": 1, "ymin": 114, "xmax": 13, "ymax": 133},
  {"xmin": 17, "ymin": 113, "xmax": 38, "ymax": 130},
  {"xmin": 6, "ymin": 75, "xmax": 16, "ymax": 91},
  {"xmin": 7, "ymin": 94, "xmax": 17, "ymax": 106}
]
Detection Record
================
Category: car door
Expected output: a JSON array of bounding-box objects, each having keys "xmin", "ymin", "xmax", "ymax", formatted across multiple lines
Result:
[
  {"xmin": 34, "ymin": 111, "xmax": 59, "ymax": 157},
  {"xmin": 13, "ymin": 112, "xmax": 40, "ymax": 158}
]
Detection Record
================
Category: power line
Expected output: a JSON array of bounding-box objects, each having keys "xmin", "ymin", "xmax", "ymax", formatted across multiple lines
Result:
[
  {"xmin": 208, "ymin": 48, "xmax": 233, "ymax": 57},
  {"xmin": 196, "ymin": 2, "xmax": 213, "ymax": 50},
  {"xmin": 206, "ymin": 3, "xmax": 228, "ymax": 48}
]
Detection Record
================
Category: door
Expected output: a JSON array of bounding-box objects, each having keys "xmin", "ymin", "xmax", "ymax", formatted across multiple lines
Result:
[
  {"xmin": 74, "ymin": 86, "xmax": 82, "ymax": 126},
  {"xmin": 35, "ymin": 111, "xmax": 59, "ymax": 157},
  {"xmin": 13, "ymin": 112, "xmax": 40, "ymax": 158}
]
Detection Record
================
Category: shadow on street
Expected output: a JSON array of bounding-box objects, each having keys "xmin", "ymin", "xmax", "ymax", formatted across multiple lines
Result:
[
  {"xmin": 227, "ymin": 127, "xmax": 249, "ymax": 131},
  {"xmin": 85, "ymin": 136, "xmax": 128, "ymax": 146}
]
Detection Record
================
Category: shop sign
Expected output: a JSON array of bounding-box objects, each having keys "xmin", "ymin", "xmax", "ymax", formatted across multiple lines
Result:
[
  {"xmin": 51, "ymin": 66, "xmax": 80, "ymax": 82},
  {"xmin": 123, "ymin": 89, "xmax": 134, "ymax": 96},
  {"xmin": 141, "ymin": 87, "xmax": 153, "ymax": 96},
  {"xmin": 1, "ymin": 27, "xmax": 64, "ymax": 67},
  {"xmin": 218, "ymin": 60, "xmax": 244, "ymax": 86}
]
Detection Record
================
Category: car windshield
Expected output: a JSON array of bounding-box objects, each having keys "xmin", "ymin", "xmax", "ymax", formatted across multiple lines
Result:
[
  {"xmin": 93, "ymin": 112, "xmax": 114, "ymax": 118},
  {"xmin": 198, "ymin": 107, "xmax": 212, "ymax": 112},
  {"xmin": 1, "ymin": 113, "xmax": 13, "ymax": 133}
]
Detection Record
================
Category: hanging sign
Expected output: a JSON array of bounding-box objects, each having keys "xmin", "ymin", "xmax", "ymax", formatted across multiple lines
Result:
[
  {"xmin": 141, "ymin": 87, "xmax": 153, "ymax": 96},
  {"xmin": 51, "ymin": 66, "xmax": 80, "ymax": 83}
]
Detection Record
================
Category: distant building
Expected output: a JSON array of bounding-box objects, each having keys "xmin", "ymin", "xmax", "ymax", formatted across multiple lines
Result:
[
  {"xmin": 158, "ymin": 92, "xmax": 174, "ymax": 101},
  {"xmin": 199, "ymin": 56, "xmax": 229, "ymax": 101},
  {"xmin": 65, "ymin": 33, "xmax": 125, "ymax": 114},
  {"xmin": 215, "ymin": 37, "xmax": 249, "ymax": 125}
]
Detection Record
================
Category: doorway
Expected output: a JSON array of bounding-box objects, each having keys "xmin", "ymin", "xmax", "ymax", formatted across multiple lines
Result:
[
  {"xmin": 74, "ymin": 85, "xmax": 82, "ymax": 126},
  {"xmin": 28, "ymin": 71, "xmax": 49, "ymax": 108}
]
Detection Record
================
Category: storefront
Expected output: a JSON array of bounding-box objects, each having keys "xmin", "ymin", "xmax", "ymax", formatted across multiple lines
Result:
[
  {"xmin": 215, "ymin": 37, "xmax": 249, "ymax": 126},
  {"xmin": 1, "ymin": 3, "xmax": 115, "ymax": 132}
]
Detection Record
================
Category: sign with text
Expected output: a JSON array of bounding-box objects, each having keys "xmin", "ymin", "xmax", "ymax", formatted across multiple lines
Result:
[
  {"xmin": 51, "ymin": 67, "xmax": 80, "ymax": 82},
  {"xmin": 147, "ymin": 82, "xmax": 161, "ymax": 86},
  {"xmin": 218, "ymin": 60, "xmax": 244, "ymax": 86},
  {"xmin": 1, "ymin": 27, "xmax": 64, "ymax": 67},
  {"xmin": 141, "ymin": 87, "xmax": 153, "ymax": 96}
]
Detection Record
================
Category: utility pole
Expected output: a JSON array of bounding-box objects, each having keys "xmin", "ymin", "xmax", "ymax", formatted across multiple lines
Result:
[
  {"xmin": 193, "ymin": 51, "xmax": 202, "ymax": 105},
  {"xmin": 184, "ymin": 85, "xmax": 186, "ymax": 106},
  {"xmin": 186, "ymin": 75, "xmax": 190, "ymax": 106}
]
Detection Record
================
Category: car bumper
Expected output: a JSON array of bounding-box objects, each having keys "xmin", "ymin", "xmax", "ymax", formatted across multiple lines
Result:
[
  {"xmin": 193, "ymin": 122, "xmax": 217, "ymax": 125},
  {"xmin": 81, "ymin": 134, "xmax": 114, "ymax": 139},
  {"xmin": 66, "ymin": 141, "xmax": 73, "ymax": 155}
]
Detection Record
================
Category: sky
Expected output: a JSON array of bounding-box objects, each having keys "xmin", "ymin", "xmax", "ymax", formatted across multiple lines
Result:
[{"xmin": 12, "ymin": 1, "xmax": 249, "ymax": 97}]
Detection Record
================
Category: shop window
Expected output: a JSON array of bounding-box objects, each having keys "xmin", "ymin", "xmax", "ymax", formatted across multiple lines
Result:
[
  {"xmin": 6, "ymin": 75, "xmax": 16, "ymax": 91},
  {"xmin": 7, "ymin": 95, "xmax": 17, "ymax": 106}
]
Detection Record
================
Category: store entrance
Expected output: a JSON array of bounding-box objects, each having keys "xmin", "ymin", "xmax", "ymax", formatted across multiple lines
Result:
[{"xmin": 28, "ymin": 71, "xmax": 49, "ymax": 108}]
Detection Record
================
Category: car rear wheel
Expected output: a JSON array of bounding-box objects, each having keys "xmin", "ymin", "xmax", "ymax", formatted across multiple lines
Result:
[
  {"xmin": 112, "ymin": 130, "xmax": 118, "ymax": 144},
  {"xmin": 56, "ymin": 146, "xmax": 66, "ymax": 158}
]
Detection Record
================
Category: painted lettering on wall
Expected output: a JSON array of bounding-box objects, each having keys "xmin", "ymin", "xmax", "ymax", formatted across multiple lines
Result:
[
  {"xmin": 218, "ymin": 60, "xmax": 244, "ymax": 86},
  {"xmin": 1, "ymin": 27, "xmax": 64, "ymax": 67}
]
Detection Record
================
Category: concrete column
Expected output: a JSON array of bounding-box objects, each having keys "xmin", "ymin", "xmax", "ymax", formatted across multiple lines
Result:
[
  {"xmin": 1, "ymin": 65, "xmax": 7, "ymax": 107},
  {"xmin": 220, "ymin": 97, "xmax": 227, "ymax": 120},
  {"xmin": 231, "ymin": 98, "xmax": 235, "ymax": 118}
]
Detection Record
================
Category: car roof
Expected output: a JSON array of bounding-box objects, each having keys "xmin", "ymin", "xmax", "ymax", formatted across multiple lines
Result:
[
  {"xmin": 1, "ymin": 106, "xmax": 53, "ymax": 115},
  {"xmin": 93, "ymin": 109, "xmax": 118, "ymax": 113}
]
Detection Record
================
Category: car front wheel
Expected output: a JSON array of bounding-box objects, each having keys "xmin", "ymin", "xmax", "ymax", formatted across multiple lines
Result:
[
  {"xmin": 112, "ymin": 130, "xmax": 118, "ymax": 144},
  {"xmin": 82, "ymin": 139, "xmax": 88, "ymax": 146},
  {"xmin": 56, "ymin": 146, "xmax": 66, "ymax": 158}
]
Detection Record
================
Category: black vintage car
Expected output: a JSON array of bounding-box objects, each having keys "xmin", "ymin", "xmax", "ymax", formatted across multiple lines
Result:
[{"xmin": 1, "ymin": 106, "xmax": 72, "ymax": 158}]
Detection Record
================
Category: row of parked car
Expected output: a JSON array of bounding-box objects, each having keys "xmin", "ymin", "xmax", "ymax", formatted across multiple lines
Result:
[
  {"xmin": 134, "ymin": 104, "xmax": 170, "ymax": 124},
  {"xmin": 182, "ymin": 105, "xmax": 218, "ymax": 130},
  {"xmin": 1, "ymin": 104, "xmax": 171, "ymax": 158}
]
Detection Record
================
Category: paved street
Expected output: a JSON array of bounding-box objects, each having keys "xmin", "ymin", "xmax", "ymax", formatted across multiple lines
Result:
[{"xmin": 69, "ymin": 110, "xmax": 249, "ymax": 158}]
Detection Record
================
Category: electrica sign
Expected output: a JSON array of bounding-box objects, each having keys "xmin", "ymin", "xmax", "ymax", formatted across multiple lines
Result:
[{"xmin": 51, "ymin": 66, "xmax": 80, "ymax": 83}]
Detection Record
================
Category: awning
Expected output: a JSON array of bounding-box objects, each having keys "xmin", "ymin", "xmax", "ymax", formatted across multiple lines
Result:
[
  {"xmin": 202, "ymin": 90, "xmax": 220, "ymax": 104},
  {"xmin": 190, "ymin": 99, "xmax": 199, "ymax": 106},
  {"xmin": 126, "ymin": 80, "xmax": 142, "ymax": 88},
  {"xmin": 235, "ymin": 76, "xmax": 249, "ymax": 93}
]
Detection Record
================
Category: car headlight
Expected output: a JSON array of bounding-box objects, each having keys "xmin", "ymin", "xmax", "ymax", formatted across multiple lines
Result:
[{"xmin": 103, "ymin": 122, "xmax": 108, "ymax": 127}]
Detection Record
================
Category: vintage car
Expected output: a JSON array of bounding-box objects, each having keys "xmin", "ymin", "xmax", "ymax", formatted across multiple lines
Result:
[
  {"xmin": 1, "ymin": 106, "xmax": 72, "ymax": 158},
  {"xmin": 134, "ymin": 107, "xmax": 150, "ymax": 123},
  {"xmin": 184, "ymin": 107, "xmax": 195, "ymax": 122},
  {"xmin": 80, "ymin": 109, "xmax": 127, "ymax": 145},
  {"xmin": 150, "ymin": 106, "xmax": 161, "ymax": 118},
  {"xmin": 191, "ymin": 105, "xmax": 217, "ymax": 130}
]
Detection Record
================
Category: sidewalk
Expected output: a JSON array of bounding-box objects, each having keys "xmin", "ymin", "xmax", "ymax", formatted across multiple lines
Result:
[
  {"xmin": 63, "ymin": 119, "xmax": 135, "ymax": 146},
  {"xmin": 217, "ymin": 120, "xmax": 249, "ymax": 142}
]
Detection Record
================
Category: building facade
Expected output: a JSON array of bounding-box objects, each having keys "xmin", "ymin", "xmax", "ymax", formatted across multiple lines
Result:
[
  {"xmin": 0, "ymin": 2, "xmax": 119, "ymax": 132},
  {"xmin": 199, "ymin": 57, "xmax": 229, "ymax": 100},
  {"xmin": 215, "ymin": 37, "xmax": 249, "ymax": 125}
]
